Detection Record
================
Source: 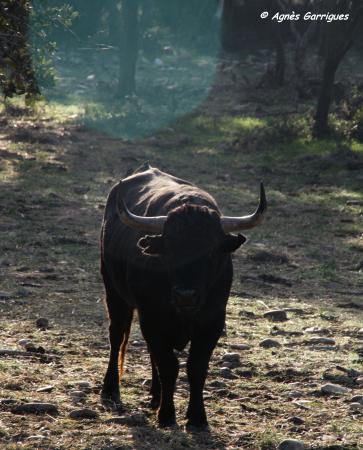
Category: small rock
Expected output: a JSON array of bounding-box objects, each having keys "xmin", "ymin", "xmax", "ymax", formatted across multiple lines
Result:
[
  {"xmin": 358, "ymin": 328, "xmax": 363, "ymax": 335},
  {"xmin": 350, "ymin": 395, "xmax": 363, "ymax": 404},
  {"xmin": 230, "ymin": 343, "xmax": 251, "ymax": 351},
  {"xmin": 18, "ymin": 339, "xmax": 32, "ymax": 348},
  {"xmin": 270, "ymin": 326, "xmax": 303, "ymax": 337},
  {"xmin": 308, "ymin": 336, "xmax": 336, "ymax": 345},
  {"xmin": 105, "ymin": 414, "xmax": 147, "ymax": 426},
  {"xmin": 209, "ymin": 380, "xmax": 226, "ymax": 388},
  {"xmin": 286, "ymin": 391, "xmax": 304, "ymax": 399},
  {"xmin": 25, "ymin": 343, "xmax": 45, "ymax": 353},
  {"xmin": 356, "ymin": 377, "xmax": 363, "ymax": 385},
  {"xmin": 221, "ymin": 353, "xmax": 241, "ymax": 368},
  {"xmin": 314, "ymin": 345, "xmax": 338, "ymax": 351},
  {"xmin": 4, "ymin": 382, "xmax": 22, "ymax": 391},
  {"xmin": 131, "ymin": 340, "xmax": 144, "ymax": 347},
  {"xmin": 259, "ymin": 338, "xmax": 281, "ymax": 349},
  {"xmin": 36, "ymin": 385, "xmax": 54, "ymax": 393},
  {"xmin": 263, "ymin": 310, "xmax": 288, "ymax": 322},
  {"xmin": 304, "ymin": 327, "xmax": 331, "ymax": 334},
  {"xmin": 35, "ymin": 318, "xmax": 49, "ymax": 330},
  {"xmin": 288, "ymin": 416, "xmax": 305, "ymax": 425},
  {"xmin": 336, "ymin": 366, "xmax": 361, "ymax": 378},
  {"xmin": 349, "ymin": 402, "xmax": 363, "ymax": 412},
  {"xmin": 69, "ymin": 408, "xmax": 99, "ymax": 420},
  {"xmin": 219, "ymin": 367, "xmax": 238, "ymax": 379},
  {"xmin": 0, "ymin": 292, "xmax": 11, "ymax": 300},
  {"xmin": 11, "ymin": 403, "xmax": 58, "ymax": 415},
  {"xmin": 321, "ymin": 383, "xmax": 350, "ymax": 395},
  {"xmin": 75, "ymin": 381, "xmax": 92, "ymax": 389},
  {"xmin": 236, "ymin": 369, "xmax": 254, "ymax": 378},
  {"xmin": 220, "ymin": 361, "xmax": 234, "ymax": 369},
  {"xmin": 277, "ymin": 439, "xmax": 305, "ymax": 450},
  {"xmin": 69, "ymin": 390, "xmax": 87, "ymax": 400}
]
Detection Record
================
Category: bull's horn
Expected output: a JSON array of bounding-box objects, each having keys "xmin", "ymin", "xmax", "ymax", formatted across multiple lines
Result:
[
  {"xmin": 221, "ymin": 182, "xmax": 267, "ymax": 232},
  {"xmin": 116, "ymin": 189, "xmax": 166, "ymax": 234}
]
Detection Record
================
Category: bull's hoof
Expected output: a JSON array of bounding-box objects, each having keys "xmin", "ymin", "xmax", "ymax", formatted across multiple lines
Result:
[
  {"xmin": 158, "ymin": 418, "xmax": 177, "ymax": 429},
  {"xmin": 101, "ymin": 391, "xmax": 123, "ymax": 413},
  {"xmin": 149, "ymin": 397, "xmax": 160, "ymax": 410},
  {"xmin": 157, "ymin": 411, "xmax": 177, "ymax": 428},
  {"xmin": 185, "ymin": 420, "xmax": 209, "ymax": 433}
]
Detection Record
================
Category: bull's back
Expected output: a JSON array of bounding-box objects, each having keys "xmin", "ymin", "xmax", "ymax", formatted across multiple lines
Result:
[{"xmin": 100, "ymin": 167, "xmax": 219, "ymax": 303}]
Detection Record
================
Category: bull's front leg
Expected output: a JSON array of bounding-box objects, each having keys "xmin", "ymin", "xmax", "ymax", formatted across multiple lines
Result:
[
  {"xmin": 149, "ymin": 346, "xmax": 179, "ymax": 427},
  {"xmin": 149, "ymin": 353, "xmax": 161, "ymax": 409},
  {"xmin": 186, "ymin": 316, "xmax": 224, "ymax": 431}
]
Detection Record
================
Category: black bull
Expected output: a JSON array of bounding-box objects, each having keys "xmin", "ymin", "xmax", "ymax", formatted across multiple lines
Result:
[{"xmin": 100, "ymin": 165, "xmax": 266, "ymax": 429}]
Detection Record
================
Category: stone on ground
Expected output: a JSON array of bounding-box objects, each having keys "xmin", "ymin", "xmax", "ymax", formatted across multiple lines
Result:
[
  {"xmin": 263, "ymin": 310, "xmax": 288, "ymax": 322},
  {"xmin": 259, "ymin": 338, "xmax": 281, "ymax": 348},
  {"xmin": 321, "ymin": 383, "xmax": 350, "ymax": 395},
  {"xmin": 69, "ymin": 408, "xmax": 99, "ymax": 420},
  {"xmin": 277, "ymin": 439, "xmax": 305, "ymax": 450}
]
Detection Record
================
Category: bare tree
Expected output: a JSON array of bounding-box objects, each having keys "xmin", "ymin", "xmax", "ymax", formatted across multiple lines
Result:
[
  {"xmin": 118, "ymin": 0, "xmax": 139, "ymax": 96},
  {"xmin": 314, "ymin": 0, "xmax": 363, "ymax": 137}
]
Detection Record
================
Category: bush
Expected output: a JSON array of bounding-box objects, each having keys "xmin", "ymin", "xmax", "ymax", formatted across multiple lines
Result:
[{"xmin": 352, "ymin": 107, "xmax": 363, "ymax": 142}]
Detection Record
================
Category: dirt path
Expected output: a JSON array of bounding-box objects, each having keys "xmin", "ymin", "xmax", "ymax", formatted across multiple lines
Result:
[{"xmin": 0, "ymin": 101, "xmax": 362, "ymax": 449}]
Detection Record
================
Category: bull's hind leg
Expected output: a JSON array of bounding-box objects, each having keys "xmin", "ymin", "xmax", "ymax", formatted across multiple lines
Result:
[{"xmin": 101, "ymin": 264, "xmax": 133, "ymax": 411}]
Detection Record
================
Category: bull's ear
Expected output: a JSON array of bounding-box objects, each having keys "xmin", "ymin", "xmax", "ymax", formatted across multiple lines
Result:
[
  {"xmin": 137, "ymin": 235, "xmax": 164, "ymax": 256},
  {"xmin": 220, "ymin": 233, "xmax": 247, "ymax": 253}
]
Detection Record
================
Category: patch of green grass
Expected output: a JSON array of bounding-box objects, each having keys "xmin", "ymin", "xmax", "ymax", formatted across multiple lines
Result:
[
  {"xmin": 0, "ymin": 360, "xmax": 23, "ymax": 375},
  {"xmin": 0, "ymin": 427, "xmax": 8, "ymax": 438},
  {"xmin": 302, "ymin": 261, "xmax": 339, "ymax": 282},
  {"xmin": 257, "ymin": 430, "xmax": 280, "ymax": 450}
]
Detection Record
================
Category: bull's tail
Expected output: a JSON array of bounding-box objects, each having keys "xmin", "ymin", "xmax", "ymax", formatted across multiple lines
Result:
[{"xmin": 118, "ymin": 311, "xmax": 133, "ymax": 381}]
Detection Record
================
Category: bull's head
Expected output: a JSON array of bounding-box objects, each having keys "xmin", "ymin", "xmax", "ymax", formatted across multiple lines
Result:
[{"xmin": 117, "ymin": 183, "xmax": 266, "ymax": 315}]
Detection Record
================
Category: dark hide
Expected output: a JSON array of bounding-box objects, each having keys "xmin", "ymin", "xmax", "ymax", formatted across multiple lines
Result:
[{"xmin": 100, "ymin": 166, "xmax": 246, "ymax": 429}]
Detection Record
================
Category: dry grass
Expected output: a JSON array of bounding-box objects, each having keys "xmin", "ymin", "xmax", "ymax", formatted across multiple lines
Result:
[{"xmin": 0, "ymin": 94, "xmax": 362, "ymax": 449}]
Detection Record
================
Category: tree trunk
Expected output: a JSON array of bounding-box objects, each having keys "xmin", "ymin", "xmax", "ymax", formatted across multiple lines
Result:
[
  {"xmin": 118, "ymin": 0, "xmax": 139, "ymax": 97},
  {"xmin": 107, "ymin": 0, "xmax": 121, "ymax": 45},
  {"xmin": 313, "ymin": 60, "xmax": 338, "ymax": 138},
  {"xmin": 220, "ymin": 0, "xmax": 240, "ymax": 52},
  {"xmin": 273, "ymin": 22, "xmax": 285, "ymax": 86},
  {"xmin": 313, "ymin": 0, "xmax": 362, "ymax": 138}
]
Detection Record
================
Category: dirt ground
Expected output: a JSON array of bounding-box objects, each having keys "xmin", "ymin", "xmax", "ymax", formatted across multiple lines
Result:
[{"xmin": 0, "ymin": 65, "xmax": 363, "ymax": 449}]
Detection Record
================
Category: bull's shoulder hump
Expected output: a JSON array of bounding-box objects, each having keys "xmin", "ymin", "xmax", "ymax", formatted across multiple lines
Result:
[{"xmin": 122, "ymin": 166, "xmax": 194, "ymax": 187}]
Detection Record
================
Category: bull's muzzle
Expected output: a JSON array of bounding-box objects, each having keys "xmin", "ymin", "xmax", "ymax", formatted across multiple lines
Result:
[{"xmin": 171, "ymin": 287, "xmax": 199, "ymax": 314}]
